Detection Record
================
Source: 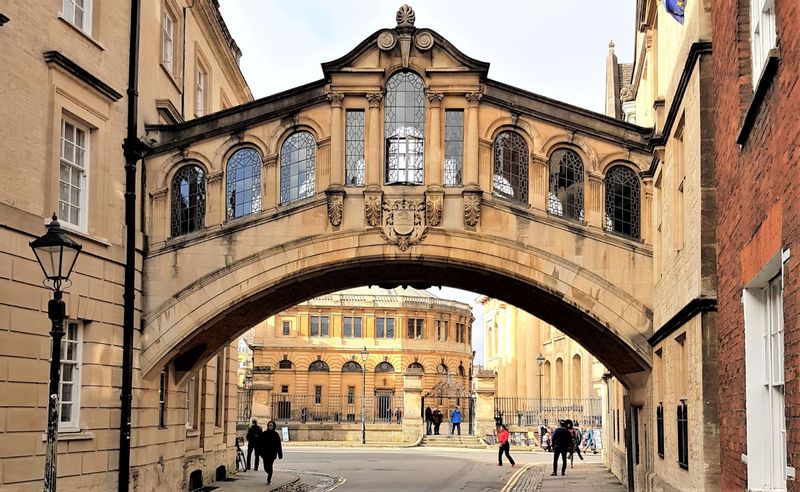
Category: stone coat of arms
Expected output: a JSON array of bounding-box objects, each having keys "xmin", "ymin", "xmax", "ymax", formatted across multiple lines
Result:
[{"xmin": 381, "ymin": 198, "xmax": 427, "ymax": 251}]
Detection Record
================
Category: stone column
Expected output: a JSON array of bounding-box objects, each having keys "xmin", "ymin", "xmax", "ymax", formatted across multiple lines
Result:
[
  {"xmin": 206, "ymin": 170, "xmax": 223, "ymax": 226},
  {"xmin": 530, "ymin": 154, "xmax": 548, "ymax": 212},
  {"xmin": 150, "ymin": 187, "xmax": 168, "ymax": 243},
  {"xmin": 402, "ymin": 369, "xmax": 424, "ymax": 443},
  {"xmin": 464, "ymin": 92, "xmax": 482, "ymax": 187},
  {"xmin": 425, "ymin": 91, "xmax": 444, "ymax": 186},
  {"xmin": 263, "ymin": 154, "xmax": 278, "ymax": 209},
  {"xmin": 251, "ymin": 366, "xmax": 273, "ymax": 423},
  {"xmin": 365, "ymin": 92, "xmax": 384, "ymax": 186},
  {"xmin": 473, "ymin": 369, "xmax": 497, "ymax": 439},
  {"xmin": 327, "ymin": 92, "xmax": 345, "ymax": 186},
  {"xmin": 586, "ymin": 170, "xmax": 604, "ymax": 229}
]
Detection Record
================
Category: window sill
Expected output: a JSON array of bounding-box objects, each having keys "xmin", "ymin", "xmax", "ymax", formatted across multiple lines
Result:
[
  {"xmin": 160, "ymin": 63, "xmax": 183, "ymax": 93},
  {"xmin": 737, "ymin": 48, "xmax": 781, "ymax": 146},
  {"xmin": 41, "ymin": 430, "xmax": 94, "ymax": 442},
  {"xmin": 186, "ymin": 429, "xmax": 200, "ymax": 437},
  {"xmin": 58, "ymin": 17, "xmax": 104, "ymax": 51},
  {"xmin": 52, "ymin": 218, "xmax": 112, "ymax": 247}
]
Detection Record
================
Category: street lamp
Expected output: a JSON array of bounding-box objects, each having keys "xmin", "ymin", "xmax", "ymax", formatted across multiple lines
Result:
[
  {"xmin": 536, "ymin": 354, "xmax": 545, "ymax": 429},
  {"xmin": 360, "ymin": 346, "xmax": 368, "ymax": 445},
  {"xmin": 30, "ymin": 214, "xmax": 82, "ymax": 492}
]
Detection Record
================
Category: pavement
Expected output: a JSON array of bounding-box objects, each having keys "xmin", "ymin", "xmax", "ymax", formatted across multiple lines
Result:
[{"xmin": 207, "ymin": 446, "xmax": 624, "ymax": 492}]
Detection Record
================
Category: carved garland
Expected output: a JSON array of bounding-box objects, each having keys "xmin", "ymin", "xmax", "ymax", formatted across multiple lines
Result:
[
  {"xmin": 463, "ymin": 192, "xmax": 481, "ymax": 227},
  {"xmin": 365, "ymin": 195, "xmax": 382, "ymax": 226},
  {"xmin": 426, "ymin": 194, "xmax": 442, "ymax": 227}
]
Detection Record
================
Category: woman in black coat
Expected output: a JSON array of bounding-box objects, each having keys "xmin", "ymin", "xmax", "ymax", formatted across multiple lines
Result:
[{"xmin": 258, "ymin": 420, "xmax": 283, "ymax": 485}]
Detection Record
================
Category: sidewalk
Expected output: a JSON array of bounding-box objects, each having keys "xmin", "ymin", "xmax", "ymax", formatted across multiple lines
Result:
[
  {"xmin": 539, "ymin": 462, "xmax": 625, "ymax": 491},
  {"xmin": 211, "ymin": 469, "xmax": 300, "ymax": 492}
]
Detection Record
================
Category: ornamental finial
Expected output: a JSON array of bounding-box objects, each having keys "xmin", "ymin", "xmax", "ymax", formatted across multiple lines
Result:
[{"xmin": 396, "ymin": 4, "xmax": 415, "ymax": 28}]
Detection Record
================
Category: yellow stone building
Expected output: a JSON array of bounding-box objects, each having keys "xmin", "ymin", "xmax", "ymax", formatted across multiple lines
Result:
[{"xmin": 245, "ymin": 286, "xmax": 474, "ymax": 441}]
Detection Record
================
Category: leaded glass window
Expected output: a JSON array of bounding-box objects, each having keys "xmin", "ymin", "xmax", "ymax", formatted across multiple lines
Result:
[
  {"xmin": 548, "ymin": 148, "xmax": 584, "ymax": 221},
  {"xmin": 280, "ymin": 131, "xmax": 316, "ymax": 204},
  {"xmin": 375, "ymin": 361, "xmax": 395, "ymax": 373},
  {"xmin": 385, "ymin": 72, "xmax": 425, "ymax": 184},
  {"xmin": 309, "ymin": 360, "xmax": 329, "ymax": 372},
  {"xmin": 493, "ymin": 132, "xmax": 528, "ymax": 202},
  {"xmin": 604, "ymin": 165, "xmax": 640, "ymax": 239},
  {"xmin": 226, "ymin": 148, "xmax": 261, "ymax": 220},
  {"xmin": 342, "ymin": 361, "xmax": 362, "ymax": 373},
  {"xmin": 408, "ymin": 362, "xmax": 424, "ymax": 372},
  {"xmin": 436, "ymin": 363, "xmax": 448, "ymax": 375},
  {"xmin": 345, "ymin": 110, "xmax": 365, "ymax": 186},
  {"xmin": 444, "ymin": 110, "xmax": 464, "ymax": 186},
  {"xmin": 278, "ymin": 359, "xmax": 292, "ymax": 369},
  {"xmin": 171, "ymin": 165, "xmax": 206, "ymax": 237}
]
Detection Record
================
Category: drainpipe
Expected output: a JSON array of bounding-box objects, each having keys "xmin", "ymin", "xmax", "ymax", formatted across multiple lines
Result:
[{"xmin": 120, "ymin": 0, "xmax": 143, "ymax": 489}]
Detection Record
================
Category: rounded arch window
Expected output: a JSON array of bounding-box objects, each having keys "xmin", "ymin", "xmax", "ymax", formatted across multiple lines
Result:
[
  {"xmin": 604, "ymin": 165, "xmax": 640, "ymax": 239},
  {"xmin": 171, "ymin": 164, "xmax": 206, "ymax": 237},
  {"xmin": 407, "ymin": 362, "xmax": 424, "ymax": 372},
  {"xmin": 280, "ymin": 131, "xmax": 316, "ymax": 204},
  {"xmin": 458, "ymin": 363, "xmax": 465, "ymax": 376},
  {"xmin": 342, "ymin": 361, "xmax": 362, "ymax": 372},
  {"xmin": 375, "ymin": 361, "xmax": 395, "ymax": 373},
  {"xmin": 492, "ymin": 131, "xmax": 528, "ymax": 203},
  {"xmin": 548, "ymin": 148, "xmax": 584, "ymax": 222},
  {"xmin": 385, "ymin": 71, "xmax": 425, "ymax": 185},
  {"xmin": 226, "ymin": 147, "xmax": 262, "ymax": 220},
  {"xmin": 436, "ymin": 363, "xmax": 449, "ymax": 375},
  {"xmin": 308, "ymin": 360, "xmax": 329, "ymax": 372},
  {"xmin": 278, "ymin": 359, "xmax": 293, "ymax": 369}
]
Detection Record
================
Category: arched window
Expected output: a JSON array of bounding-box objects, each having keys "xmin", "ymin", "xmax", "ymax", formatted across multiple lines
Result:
[
  {"xmin": 280, "ymin": 131, "xmax": 316, "ymax": 204},
  {"xmin": 278, "ymin": 359, "xmax": 292, "ymax": 369},
  {"xmin": 171, "ymin": 165, "xmax": 206, "ymax": 237},
  {"xmin": 342, "ymin": 361, "xmax": 362, "ymax": 372},
  {"xmin": 572, "ymin": 354, "xmax": 582, "ymax": 398},
  {"xmin": 436, "ymin": 363, "xmax": 448, "ymax": 375},
  {"xmin": 604, "ymin": 165, "xmax": 640, "ymax": 239},
  {"xmin": 375, "ymin": 361, "xmax": 395, "ymax": 373},
  {"xmin": 407, "ymin": 362, "xmax": 424, "ymax": 372},
  {"xmin": 493, "ymin": 132, "xmax": 528, "ymax": 202},
  {"xmin": 385, "ymin": 72, "xmax": 425, "ymax": 185},
  {"xmin": 548, "ymin": 148, "xmax": 584, "ymax": 221},
  {"xmin": 458, "ymin": 363, "xmax": 465, "ymax": 376},
  {"xmin": 308, "ymin": 360, "xmax": 329, "ymax": 372},
  {"xmin": 226, "ymin": 148, "xmax": 261, "ymax": 219}
]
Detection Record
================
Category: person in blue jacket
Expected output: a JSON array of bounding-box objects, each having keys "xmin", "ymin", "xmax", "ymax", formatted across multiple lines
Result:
[{"xmin": 450, "ymin": 405, "xmax": 462, "ymax": 435}]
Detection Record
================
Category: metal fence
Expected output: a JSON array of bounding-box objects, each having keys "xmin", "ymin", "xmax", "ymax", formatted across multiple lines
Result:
[
  {"xmin": 494, "ymin": 397, "xmax": 603, "ymax": 428},
  {"xmin": 270, "ymin": 394, "xmax": 403, "ymax": 424},
  {"xmin": 237, "ymin": 388, "xmax": 252, "ymax": 426}
]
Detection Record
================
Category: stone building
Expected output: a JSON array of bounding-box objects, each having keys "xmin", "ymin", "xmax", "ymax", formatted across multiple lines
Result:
[
  {"xmin": 0, "ymin": 1, "xmax": 251, "ymax": 490},
  {"xmin": 604, "ymin": 1, "xmax": 718, "ymax": 490},
  {"xmin": 244, "ymin": 286, "xmax": 474, "ymax": 442},
  {"xmin": 713, "ymin": 0, "xmax": 797, "ymax": 490}
]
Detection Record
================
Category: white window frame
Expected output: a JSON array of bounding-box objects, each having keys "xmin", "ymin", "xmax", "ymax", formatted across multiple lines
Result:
[
  {"xmin": 59, "ymin": 117, "xmax": 89, "ymax": 231},
  {"xmin": 744, "ymin": 248, "xmax": 790, "ymax": 491},
  {"xmin": 195, "ymin": 65, "xmax": 207, "ymax": 117},
  {"xmin": 59, "ymin": 320, "xmax": 82, "ymax": 432},
  {"xmin": 162, "ymin": 9, "xmax": 175, "ymax": 73},
  {"xmin": 750, "ymin": 0, "xmax": 777, "ymax": 84},
  {"xmin": 186, "ymin": 373, "xmax": 198, "ymax": 430},
  {"xmin": 62, "ymin": 0, "xmax": 92, "ymax": 35}
]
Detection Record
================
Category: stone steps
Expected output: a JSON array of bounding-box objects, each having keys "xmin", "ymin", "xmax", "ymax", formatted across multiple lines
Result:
[{"xmin": 419, "ymin": 434, "xmax": 486, "ymax": 449}]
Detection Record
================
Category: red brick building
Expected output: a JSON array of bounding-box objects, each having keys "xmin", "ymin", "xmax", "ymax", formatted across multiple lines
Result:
[{"xmin": 714, "ymin": 0, "xmax": 799, "ymax": 489}]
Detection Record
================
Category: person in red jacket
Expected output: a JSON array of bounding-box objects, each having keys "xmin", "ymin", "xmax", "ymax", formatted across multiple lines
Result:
[{"xmin": 496, "ymin": 424, "xmax": 516, "ymax": 467}]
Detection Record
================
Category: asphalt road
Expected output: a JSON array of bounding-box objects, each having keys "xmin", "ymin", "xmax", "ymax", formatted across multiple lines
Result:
[{"xmin": 271, "ymin": 447, "xmax": 606, "ymax": 491}]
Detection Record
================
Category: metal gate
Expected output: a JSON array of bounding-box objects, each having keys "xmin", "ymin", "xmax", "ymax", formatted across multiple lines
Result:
[{"xmin": 422, "ymin": 380, "xmax": 475, "ymax": 435}]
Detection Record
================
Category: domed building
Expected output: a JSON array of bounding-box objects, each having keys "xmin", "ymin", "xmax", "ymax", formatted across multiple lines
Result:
[{"xmin": 246, "ymin": 286, "xmax": 475, "ymax": 441}]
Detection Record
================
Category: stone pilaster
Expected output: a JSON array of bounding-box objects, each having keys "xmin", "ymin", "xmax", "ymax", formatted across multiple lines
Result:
[
  {"xmin": 425, "ymin": 91, "xmax": 444, "ymax": 186},
  {"xmin": 530, "ymin": 154, "xmax": 548, "ymax": 212},
  {"xmin": 402, "ymin": 370, "xmax": 424, "ymax": 442},
  {"xmin": 365, "ymin": 92, "xmax": 383, "ymax": 186},
  {"xmin": 327, "ymin": 92, "xmax": 345, "ymax": 186},
  {"xmin": 586, "ymin": 170, "xmax": 604, "ymax": 229},
  {"xmin": 150, "ymin": 187, "xmax": 168, "ymax": 243},
  {"xmin": 464, "ymin": 92, "xmax": 482, "ymax": 187},
  {"xmin": 263, "ymin": 154, "xmax": 278, "ymax": 209},
  {"xmin": 206, "ymin": 170, "xmax": 224, "ymax": 226},
  {"xmin": 251, "ymin": 366, "xmax": 273, "ymax": 423},
  {"xmin": 642, "ymin": 178, "xmax": 653, "ymax": 244}
]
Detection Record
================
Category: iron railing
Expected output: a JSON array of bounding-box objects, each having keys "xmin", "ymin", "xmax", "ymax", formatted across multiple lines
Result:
[
  {"xmin": 237, "ymin": 388, "xmax": 252, "ymax": 426},
  {"xmin": 270, "ymin": 393, "xmax": 403, "ymax": 424},
  {"xmin": 494, "ymin": 397, "xmax": 603, "ymax": 428}
]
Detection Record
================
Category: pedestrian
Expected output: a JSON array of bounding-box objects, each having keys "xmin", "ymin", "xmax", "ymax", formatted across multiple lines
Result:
[
  {"xmin": 496, "ymin": 423, "xmax": 516, "ymax": 467},
  {"xmin": 567, "ymin": 420, "xmax": 584, "ymax": 467},
  {"xmin": 433, "ymin": 406, "xmax": 443, "ymax": 435},
  {"xmin": 245, "ymin": 418, "xmax": 262, "ymax": 471},
  {"xmin": 551, "ymin": 420, "xmax": 572, "ymax": 476},
  {"xmin": 425, "ymin": 405, "xmax": 433, "ymax": 435},
  {"xmin": 300, "ymin": 407, "xmax": 307, "ymax": 423},
  {"xmin": 395, "ymin": 407, "xmax": 403, "ymax": 424},
  {"xmin": 541, "ymin": 426, "xmax": 551, "ymax": 452},
  {"xmin": 584, "ymin": 425, "xmax": 596, "ymax": 453},
  {"xmin": 450, "ymin": 405, "xmax": 462, "ymax": 435},
  {"xmin": 257, "ymin": 420, "xmax": 283, "ymax": 485}
]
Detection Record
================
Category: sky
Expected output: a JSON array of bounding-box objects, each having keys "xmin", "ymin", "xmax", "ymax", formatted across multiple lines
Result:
[{"xmin": 219, "ymin": 0, "xmax": 636, "ymax": 362}]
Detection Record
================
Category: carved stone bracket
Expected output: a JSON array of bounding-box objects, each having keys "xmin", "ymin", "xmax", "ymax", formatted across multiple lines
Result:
[
  {"xmin": 465, "ymin": 92, "xmax": 483, "ymax": 106},
  {"xmin": 327, "ymin": 91, "xmax": 345, "ymax": 107},
  {"xmin": 207, "ymin": 170, "xmax": 223, "ymax": 184},
  {"xmin": 366, "ymin": 92, "xmax": 384, "ymax": 107},
  {"xmin": 325, "ymin": 185, "xmax": 345, "ymax": 227},
  {"xmin": 425, "ymin": 186, "xmax": 444, "ymax": 227},
  {"xmin": 381, "ymin": 198, "xmax": 428, "ymax": 251},
  {"xmin": 263, "ymin": 154, "xmax": 278, "ymax": 168},
  {"xmin": 426, "ymin": 91, "xmax": 444, "ymax": 106},
  {"xmin": 462, "ymin": 185, "xmax": 482, "ymax": 227},
  {"xmin": 364, "ymin": 186, "xmax": 383, "ymax": 227}
]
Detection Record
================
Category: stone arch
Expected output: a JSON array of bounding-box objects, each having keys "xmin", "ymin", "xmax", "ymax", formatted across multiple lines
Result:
[
  {"xmin": 382, "ymin": 65, "xmax": 429, "ymax": 88},
  {"xmin": 158, "ymin": 151, "xmax": 214, "ymax": 190},
  {"xmin": 599, "ymin": 152, "xmax": 648, "ymax": 175},
  {"xmin": 485, "ymin": 117, "xmax": 539, "ymax": 152},
  {"xmin": 541, "ymin": 133, "xmax": 600, "ymax": 172},
  {"xmin": 141, "ymin": 230, "xmax": 652, "ymax": 389},
  {"xmin": 214, "ymin": 134, "xmax": 270, "ymax": 168},
  {"xmin": 266, "ymin": 116, "xmax": 325, "ymax": 156}
]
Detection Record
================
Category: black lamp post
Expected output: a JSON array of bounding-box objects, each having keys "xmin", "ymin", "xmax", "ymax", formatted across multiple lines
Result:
[
  {"xmin": 30, "ymin": 214, "xmax": 82, "ymax": 492},
  {"xmin": 536, "ymin": 354, "xmax": 545, "ymax": 428},
  {"xmin": 360, "ymin": 346, "xmax": 368, "ymax": 445}
]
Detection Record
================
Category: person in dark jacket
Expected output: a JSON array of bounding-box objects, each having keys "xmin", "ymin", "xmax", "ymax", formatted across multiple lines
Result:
[
  {"xmin": 432, "ymin": 407, "xmax": 443, "ymax": 435},
  {"xmin": 425, "ymin": 405, "xmax": 433, "ymax": 435},
  {"xmin": 551, "ymin": 420, "xmax": 572, "ymax": 476},
  {"xmin": 245, "ymin": 419, "xmax": 262, "ymax": 471},
  {"xmin": 258, "ymin": 420, "xmax": 283, "ymax": 485}
]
